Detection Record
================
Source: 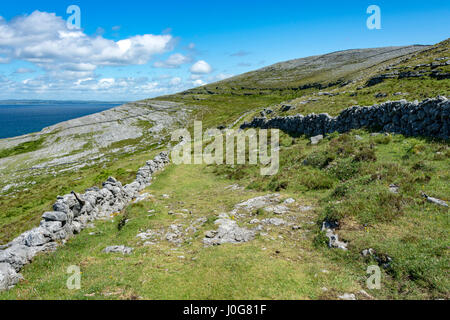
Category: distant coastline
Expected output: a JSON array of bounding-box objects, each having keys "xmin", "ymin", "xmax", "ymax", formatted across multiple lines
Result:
[
  {"xmin": 0, "ymin": 101, "xmax": 127, "ymax": 139},
  {"xmin": 0, "ymin": 100, "xmax": 128, "ymax": 105}
]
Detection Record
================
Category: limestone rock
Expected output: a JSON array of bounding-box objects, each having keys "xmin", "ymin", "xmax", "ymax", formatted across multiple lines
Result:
[
  {"xmin": 234, "ymin": 194, "xmax": 280, "ymax": 212},
  {"xmin": 103, "ymin": 245, "xmax": 133, "ymax": 255},
  {"xmin": 0, "ymin": 263, "xmax": 23, "ymax": 291},
  {"xmin": 203, "ymin": 217, "xmax": 255, "ymax": 246},
  {"xmin": 42, "ymin": 211, "xmax": 67, "ymax": 222},
  {"xmin": 310, "ymin": 135, "xmax": 324, "ymax": 145}
]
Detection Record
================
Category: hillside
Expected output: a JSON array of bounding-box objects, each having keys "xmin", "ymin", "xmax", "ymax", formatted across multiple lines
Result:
[{"xmin": 0, "ymin": 39, "xmax": 448, "ymax": 299}]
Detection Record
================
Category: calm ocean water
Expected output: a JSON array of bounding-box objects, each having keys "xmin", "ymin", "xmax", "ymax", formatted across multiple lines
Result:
[{"xmin": 0, "ymin": 102, "xmax": 122, "ymax": 139}]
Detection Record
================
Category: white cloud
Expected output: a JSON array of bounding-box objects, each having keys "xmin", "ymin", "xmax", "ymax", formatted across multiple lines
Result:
[
  {"xmin": 0, "ymin": 11, "xmax": 174, "ymax": 78},
  {"xmin": 170, "ymin": 77, "xmax": 182, "ymax": 85},
  {"xmin": 192, "ymin": 79, "xmax": 206, "ymax": 86},
  {"xmin": 153, "ymin": 53, "xmax": 191, "ymax": 68},
  {"xmin": 190, "ymin": 60, "xmax": 212, "ymax": 74},
  {"xmin": 14, "ymin": 67, "xmax": 35, "ymax": 74},
  {"xmin": 189, "ymin": 74, "xmax": 203, "ymax": 80}
]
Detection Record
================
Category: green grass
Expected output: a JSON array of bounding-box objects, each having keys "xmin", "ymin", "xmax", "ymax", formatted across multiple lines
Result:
[
  {"xmin": 206, "ymin": 130, "xmax": 449, "ymax": 299},
  {"xmin": 0, "ymin": 146, "xmax": 164, "ymax": 244},
  {"xmin": 0, "ymin": 164, "xmax": 360, "ymax": 300},
  {"xmin": 0, "ymin": 136, "xmax": 46, "ymax": 159}
]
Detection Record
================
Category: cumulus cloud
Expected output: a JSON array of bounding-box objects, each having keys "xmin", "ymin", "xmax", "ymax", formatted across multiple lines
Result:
[
  {"xmin": 153, "ymin": 53, "xmax": 191, "ymax": 68},
  {"xmin": 0, "ymin": 11, "xmax": 174, "ymax": 78},
  {"xmin": 190, "ymin": 60, "xmax": 212, "ymax": 74},
  {"xmin": 192, "ymin": 79, "xmax": 206, "ymax": 86}
]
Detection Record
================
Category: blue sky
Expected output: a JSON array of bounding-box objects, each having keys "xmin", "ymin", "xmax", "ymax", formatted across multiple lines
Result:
[{"xmin": 0, "ymin": 0, "xmax": 448, "ymax": 101}]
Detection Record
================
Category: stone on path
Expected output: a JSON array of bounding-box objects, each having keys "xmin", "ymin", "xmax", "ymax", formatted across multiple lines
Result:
[{"xmin": 203, "ymin": 215, "xmax": 255, "ymax": 246}]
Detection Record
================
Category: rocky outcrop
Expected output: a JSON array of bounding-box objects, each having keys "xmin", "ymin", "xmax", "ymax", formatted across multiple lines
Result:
[
  {"xmin": 0, "ymin": 151, "xmax": 170, "ymax": 291},
  {"xmin": 241, "ymin": 97, "xmax": 449, "ymax": 140}
]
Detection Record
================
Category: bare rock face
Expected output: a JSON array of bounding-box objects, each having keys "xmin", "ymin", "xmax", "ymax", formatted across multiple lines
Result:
[{"xmin": 203, "ymin": 214, "xmax": 255, "ymax": 246}]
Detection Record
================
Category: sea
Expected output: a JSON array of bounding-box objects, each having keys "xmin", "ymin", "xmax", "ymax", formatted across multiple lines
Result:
[{"xmin": 0, "ymin": 101, "xmax": 124, "ymax": 139}]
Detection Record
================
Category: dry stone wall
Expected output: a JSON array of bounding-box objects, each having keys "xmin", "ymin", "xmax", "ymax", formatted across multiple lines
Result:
[
  {"xmin": 241, "ymin": 97, "xmax": 449, "ymax": 140},
  {"xmin": 0, "ymin": 151, "xmax": 170, "ymax": 291}
]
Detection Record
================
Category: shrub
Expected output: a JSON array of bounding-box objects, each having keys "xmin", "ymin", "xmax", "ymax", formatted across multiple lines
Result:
[
  {"xmin": 328, "ymin": 158, "xmax": 360, "ymax": 181},
  {"xmin": 303, "ymin": 151, "xmax": 334, "ymax": 169},
  {"xmin": 298, "ymin": 170, "xmax": 335, "ymax": 190},
  {"xmin": 354, "ymin": 146, "xmax": 377, "ymax": 162},
  {"xmin": 373, "ymin": 134, "xmax": 393, "ymax": 145}
]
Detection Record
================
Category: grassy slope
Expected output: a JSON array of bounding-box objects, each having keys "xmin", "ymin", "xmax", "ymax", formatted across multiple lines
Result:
[
  {"xmin": 0, "ymin": 163, "xmax": 361, "ymax": 300},
  {"xmin": 1, "ymin": 40, "xmax": 449, "ymax": 300}
]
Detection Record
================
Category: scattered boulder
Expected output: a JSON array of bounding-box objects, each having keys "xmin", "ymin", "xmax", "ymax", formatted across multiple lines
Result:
[
  {"xmin": 389, "ymin": 184, "xmax": 400, "ymax": 194},
  {"xmin": 281, "ymin": 104, "xmax": 293, "ymax": 112},
  {"xmin": 421, "ymin": 192, "xmax": 448, "ymax": 207},
  {"xmin": 133, "ymin": 193, "xmax": 152, "ymax": 203},
  {"xmin": 203, "ymin": 216, "xmax": 255, "ymax": 246},
  {"xmin": 283, "ymin": 198, "xmax": 295, "ymax": 205},
  {"xmin": 165, "ymin": 224, "xmax": 184, "ymax": 245},
  {"xmin": 361, "ymin": 248, "xmax": 393, "ymax": 269},
  {"xmin": 310, "ymin": 135, "xmax": 323, "ymax": 145},
  {"xmin": 338, "ymin": 293, "xmax": 356, "ymax": 300},
  {"xmin": 261, "ymin": 218, "xmax": 286, "ymax": 226},
  {"xmin": 322, "ymin": 221, "xmax": 347, "ymax": 251}
]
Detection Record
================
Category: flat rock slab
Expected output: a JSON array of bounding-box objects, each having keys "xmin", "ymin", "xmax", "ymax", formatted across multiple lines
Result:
[
  {"xmin": 263, "ymin": 204, "xmax": 289, "ymax": 215},
  {"xmin": 426, "ymin": 195, "xmax": 448, "ymax": 207},
  {"xmin": 103, "ymin": 245, "xmax": 133, "ymax": 255},
  {"xmin": 261, "ymin": 218, "xmax": 286, "ymax": 226},
  {"xmin": 42, "ymin": 211, "xmax": 67, "ymax": 222},
  {"xmin": 203, "ymin": 217, "xmax": 255, "ymax": 246},
  {"xmin": 234, "ymin": 194, "xmax": 280, "ymax": 212},
  {"xmin": 310, "ymin": 135, "xmax": 324, "ymax": 145}
]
